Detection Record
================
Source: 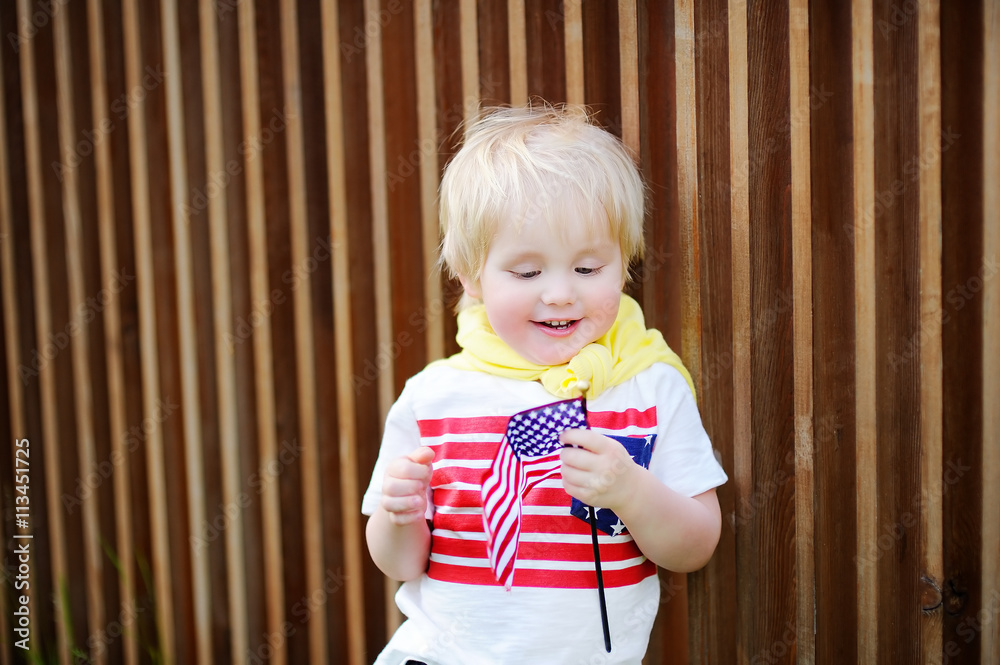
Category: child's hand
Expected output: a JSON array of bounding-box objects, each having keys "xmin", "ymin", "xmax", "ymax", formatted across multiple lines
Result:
[
  {"xmin": 380, "ymin": 447, "xmax": 435, "ymax": 526},
  {"xmin": 559, "ymin": 430, "xmax": 639, "ymax": 512}
]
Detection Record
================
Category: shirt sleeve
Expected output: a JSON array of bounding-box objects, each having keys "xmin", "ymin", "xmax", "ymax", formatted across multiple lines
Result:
[
  {"xmin": 361, "ymin": 378, "xmax": 434, "ymax": 518},
  {"xmin": 647, "ymin": 364, "xmax": 729, "ymax": 497}
]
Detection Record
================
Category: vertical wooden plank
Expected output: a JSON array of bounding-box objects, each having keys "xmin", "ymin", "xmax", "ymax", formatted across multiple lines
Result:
[
  {"xmin": 160, "ymin": 1, "xmax": 214, "ymax": 661},
  {"xmin": 637, "ymin": 0, "xmax": 680, "ymax": 345},
  {"xmin": 636, "ymin": 4, "xmax": 688, "ymax": 659},
  {"xmin": 0, "ymin": 13, "xmax": 28, "ymax": 663},
  {"xmin": 564, "ymin": 0, "xmax": 584, "ymax": 105},
  {"xmin": 983, "ymin": 2, "xmax": 1000, "ymax": 664},
  {"xmin": 335, "ymin": 0, "xmax": 387, "ymax": 655},
  {"xmin": 18, "ymin": 0, "xmax": 77, "ymax": 660},
  {"xmin": 789, "ymin": 0, "xmax": 814, "ymax": 662},
  {"xmin": 941, "ymin": 0, "xmax": 985, "ymax": 660},
  {"xmin": 95, "ymin": 0, "xmax": 159, "ymax": 656},
  {"xmin": 675, "ymin": 0, "xmax": 701, "ymax": 399},
  {"xmin": 687, "ymin": 0, "xmax": 736, "ymax": 661},
  {"xmin": 278, "ymin": 0, "xmax": 326, "ymax": 661},
  {"xmin": 86, "ymin": 0, "xmax": 139, "ymax": 660},
  {"xmin": 416, "ymin": 0, "xmax": 442, "ymax": 363},
  {"xmin": 199, "ymin": 0, "xmax": 249, "ymax": 661},
  {"xmin": 460, "ymin": 0, "xmax": 480, "ymax": 127},
  {"xmin": 872, "ymin": 0, "xmax": 922, "ymax": 659},
  {"xmin": 671, "ymin": 5, "xmax": 699, "ymax": 660},
  {"xmin": 808, "ymin": 0, "xmax": 858, "ymax": 660},
  {"xmin": 120, "ymin": 0, "xmax": 176, "ymax": 660},
  {"xmin": 323, "ymin": 2, "xmax": 367, "ymax": 662},
  {"xmin": 381, "ymin": 0, "xmax": 425, "ymax": 404},
  {"xmin": 581, "ymin": 0, "xmax": 621, "ymax": 134},
  {"xmin": 508, "ymin": 0, "xmax": 527, "ymax": 105},
  {"xmin": 852, "ymin": 0, "xmax": 877, "ymax": 660},
  {"xmin": 918, "ymin": 1, "xmax": 944, "ymax": 662},
  {"xmin": 52, "ymin": 3, "xmax": 109, "ymax": 662},
  {"xmin": 251, "ymin": 4, "xmax": 309, "ymax": 660},
  {"xmin": 477, "ymin": 0, "xmax": 511, "ymax": 107},
  {"xmin": 237, "ymin": 1, "xmax": 286, "ymax": 661},
  {"xmin": 747, "ymin": 1, "xmax": 795, "ymax": 661},
  {"xmin": 618, "ymin": 0, "xmax": 638, "ymax": 155},
  {"xmin": 727, "ymin": 3, "xmax": 751, "ymax": 662},
  {"xmin": 292, "ymin": 11, "xmax": 344, "ymax": 657},
  {"xmin": 434, "ymin": 2, "xmax": 465, "ymax": 352},
  {"xmin": 365, "ymin": 0, "xmax": 391, "ymax": 426},
  {"xmin": 362, "ymin": 0, "xmax": 397, "ymax": 636},
  {"xmin": 525, "ymin": 0, "xmax": 566, "ymax": 103}
]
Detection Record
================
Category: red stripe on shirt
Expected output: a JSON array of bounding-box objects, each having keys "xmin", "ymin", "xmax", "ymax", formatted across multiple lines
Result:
[
  {"xmin": 588, "ymin": 406, "xmax": 658, "ymax": 430},
  {"xmin": 427, "ymin": 559, "xmax": 656, "ymax": 589},
  {"xmin": 418, "ymin": 416, "xmax": 508, "ymax": 437}
]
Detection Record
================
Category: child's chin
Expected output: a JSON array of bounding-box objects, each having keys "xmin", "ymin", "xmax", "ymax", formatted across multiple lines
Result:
[{"xmin": 530, "ymin": 345, "xmax": 582, "ymax": 366}]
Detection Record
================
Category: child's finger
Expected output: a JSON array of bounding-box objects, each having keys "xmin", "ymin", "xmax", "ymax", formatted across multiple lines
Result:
[
  {"xmin": 559, "ymin": 428, "xmax": 607, "ymax": 452},
  {"xmin": 381, "ymin": 491, "xmax": 426, "ymax": 517},
  {"xmin": 408, "ymin": 446, "xmax": 436, "ymax": 466}
]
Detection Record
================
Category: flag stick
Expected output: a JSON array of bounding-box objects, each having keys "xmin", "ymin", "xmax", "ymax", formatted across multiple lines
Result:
[
  {"xmin": 576, "ymin": 380, "xmax": 611, "ymax": 653},
  {"xmin": 588, "ymin": 505, "xmax": 612, "ymax": 652}
]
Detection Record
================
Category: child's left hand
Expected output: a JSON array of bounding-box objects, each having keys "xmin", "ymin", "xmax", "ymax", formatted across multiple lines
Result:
[{"xmin": 559, "ymin": 429, "xmax": 640, "ymax": 512}]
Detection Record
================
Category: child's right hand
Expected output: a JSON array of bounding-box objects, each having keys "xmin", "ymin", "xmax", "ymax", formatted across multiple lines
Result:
[{"xmin": 379, "ymin": 447, "xmax": 435, "ymax": 526}]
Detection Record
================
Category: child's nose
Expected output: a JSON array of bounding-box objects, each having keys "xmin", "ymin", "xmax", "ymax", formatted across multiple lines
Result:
[{"xmin": 540, "ymin": 276, "xmax": 576, "ymax": 305}]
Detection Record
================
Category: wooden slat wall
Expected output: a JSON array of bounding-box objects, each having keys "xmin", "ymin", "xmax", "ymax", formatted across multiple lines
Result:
[{"xmin": 0, "ymin": 1, "xmax": 996, "ymax": 664}]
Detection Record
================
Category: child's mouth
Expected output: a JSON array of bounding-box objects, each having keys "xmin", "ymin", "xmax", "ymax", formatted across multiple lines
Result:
[{"xmin": 536, "ymin": 319, "xmax": 578, "ymax": 331}]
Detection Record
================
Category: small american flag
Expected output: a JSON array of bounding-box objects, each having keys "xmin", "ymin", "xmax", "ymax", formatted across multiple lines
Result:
[{"xmin": 481, "ymin": 398, "xmax": 589, "ymax": 589}]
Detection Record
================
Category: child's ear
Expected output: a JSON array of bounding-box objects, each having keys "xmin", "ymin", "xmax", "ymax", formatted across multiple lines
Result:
[{"xmin": 458, "ymin": 274, "xmax": 482, "ymax": 299}]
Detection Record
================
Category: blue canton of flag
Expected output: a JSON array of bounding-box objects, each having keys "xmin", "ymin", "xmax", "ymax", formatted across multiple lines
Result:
[
  {"xmin": 569, "ymin": 434, "xmax": 657, "ymax": 536},
  {"xmin": 506, "ymin": 399, "xmax": 589, "ymax": 456},
  {"xmin": 481, "ymin": 398, "xmax": 589, "ymax": 589}
]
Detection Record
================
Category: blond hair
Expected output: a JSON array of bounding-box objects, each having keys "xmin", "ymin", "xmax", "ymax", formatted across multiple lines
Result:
[{"xmin": 439, "ymin": 103, "xmax": 645, "ymax": 294}]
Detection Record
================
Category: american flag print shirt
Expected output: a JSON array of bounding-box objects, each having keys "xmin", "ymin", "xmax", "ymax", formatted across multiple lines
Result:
[{"xmin": 363, "ymin": 363, "xmax": 729, "ymax": 592}]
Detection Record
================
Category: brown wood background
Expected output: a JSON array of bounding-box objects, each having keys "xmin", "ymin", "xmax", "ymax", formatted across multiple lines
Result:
[{"xmin": 0, "ymin": 0, "xmax": 997, "ymax": 663}]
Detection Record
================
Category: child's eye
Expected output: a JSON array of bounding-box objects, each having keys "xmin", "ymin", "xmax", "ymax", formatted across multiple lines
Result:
[
  {"xmin": 512, "ymin": 270, "xmax": 540, "ymax": 279},
  {"xmin": 575, "ymin": 266, "xmax": 604, "ymax": 276}
]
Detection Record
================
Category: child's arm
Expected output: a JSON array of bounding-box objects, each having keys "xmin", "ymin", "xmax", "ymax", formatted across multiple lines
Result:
[
  {"xmin": 365, "ymin": 446, "xmax": 436, "ymax": 581},
  {"xmin": 559, "ymin": 430, "xmax": 722, "ymax": 573}
]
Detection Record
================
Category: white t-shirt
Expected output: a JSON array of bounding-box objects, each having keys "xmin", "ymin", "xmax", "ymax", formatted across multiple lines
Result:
[{"xmin": 362, "ymin": 363, "xmax": 728, "ymax": 665}]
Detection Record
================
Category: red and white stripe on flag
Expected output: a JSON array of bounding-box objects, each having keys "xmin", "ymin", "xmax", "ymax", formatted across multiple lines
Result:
[{"xmin": 480, "ymin": 398, "xmax": 588, "ymax": 589}]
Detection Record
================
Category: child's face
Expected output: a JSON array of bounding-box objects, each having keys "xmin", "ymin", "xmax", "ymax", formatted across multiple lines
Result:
[{"xmin": 462, "ymin": 207, "xmax": 625, "ymax": 366}]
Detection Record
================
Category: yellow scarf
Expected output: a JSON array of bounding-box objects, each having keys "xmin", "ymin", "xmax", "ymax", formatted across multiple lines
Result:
[{"xmin": 432, "ymin": 294, "xmax": 695, "ymax": 399}]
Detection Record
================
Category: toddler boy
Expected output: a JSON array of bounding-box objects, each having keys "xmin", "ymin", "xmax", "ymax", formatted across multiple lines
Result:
[{"xmin": 362, "ymin": 104, "xmax": 727, "ymax": 663}]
